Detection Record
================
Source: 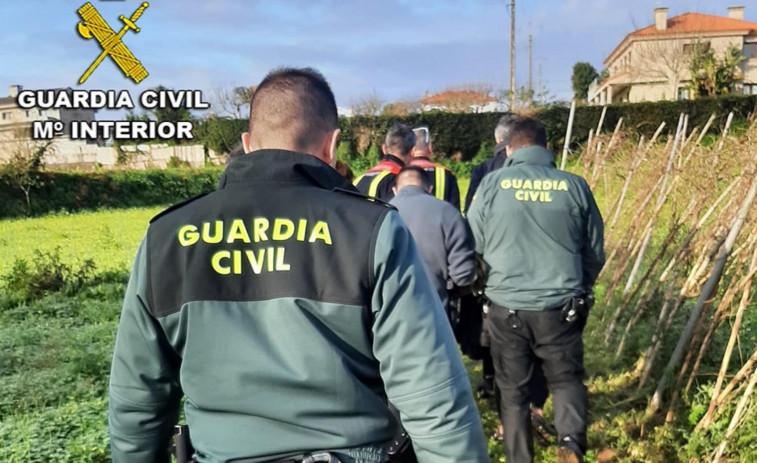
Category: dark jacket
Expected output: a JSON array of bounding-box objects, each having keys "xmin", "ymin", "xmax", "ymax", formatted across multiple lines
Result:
[
  {"xmin": 464, "ymin": 141, "xmax": 507, "ymax": 214},
  {"xmin": 408, "ymin": 157, "xmax": 461, "ymax": 210},
  {"xmin": 353, "ymin": 155, "xmax": 405, "ymax": 202},
  {"xmin": 467, "ymin": 145, "xmax": 605, "ymax": 311},
  {"xmin": 109, "ymin": 150, "xmax": 488, "ymax": 463},
  {"xmin": 390, "ymin": 186, "xmax": 476, "ymax": 309}
]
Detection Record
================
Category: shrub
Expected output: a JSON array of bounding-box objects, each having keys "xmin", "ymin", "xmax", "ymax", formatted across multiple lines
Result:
[
  {"xmin": 0, "ymin": 167, "xmax": 223, "ymax": 218},
  {"xmin": 1, "ymin": 248, "xmax": 96, "ymax": 306}
]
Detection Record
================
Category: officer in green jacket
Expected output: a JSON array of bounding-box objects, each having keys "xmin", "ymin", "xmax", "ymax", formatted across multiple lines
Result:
[
  {"xmin": 468, "ymin": 118, "xmax": 605, "ymax": 463},
  {"xmin": 108, "ymin": 67, "xmax": 488, "ymax": 463}
]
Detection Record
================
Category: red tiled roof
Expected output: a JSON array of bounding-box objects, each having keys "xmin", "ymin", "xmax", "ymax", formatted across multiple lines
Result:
[
  {"xmin": 632, "ymin": 12, "xmax": 757, "ymax": 37},
  {"xmin": 606, "ymin": 12, "xmax": 757, "ymax": 65},
  {"xmin": 421, "ymin": 90, "xmax": 496, "ymax": 106}
]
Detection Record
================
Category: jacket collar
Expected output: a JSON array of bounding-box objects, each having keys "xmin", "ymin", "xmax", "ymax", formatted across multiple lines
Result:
[
  {"xmin": 218, "ymin": 149, "xmax": 355, "ymax": 191},
  {"xmin": 493, "ymin": 141, "xmax": 507, "ymax": 159},
  {"xmin": 394, "ymin": 185, "xmax": 429, "ymax": 198},
  {"xmin": 380, "ymin": 154, "xmax": 406, "ymax": 167},
  {"xmin": 504, "ymin": 145, "xmax": 555, "ymax": 168}
]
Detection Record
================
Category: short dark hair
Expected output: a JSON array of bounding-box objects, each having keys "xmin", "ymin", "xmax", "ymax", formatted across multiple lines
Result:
[
  {"xmin": 495, "ymin": 114, "xmax": 519, "ymax": 143},
  {"xmin": 507, "ymin": 117, "xmax": 547, "ymax": 150},
  {"xmin": 396, "ymin": 165, "xmax": 428, "ymax": 188},
  {"xmin": 248, "ymin": 67, "xmax": 338, "ymax": 152},
  {"xmin": 385, "ymin": 123, "xmax": 416, "ymax": 157}
]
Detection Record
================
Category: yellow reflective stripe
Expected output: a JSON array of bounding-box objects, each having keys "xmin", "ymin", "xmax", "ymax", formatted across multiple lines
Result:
[
  {"xmin": 368, "ymin": 171, "xmax": 392, "ymax": 198},
  {"xmin": 434, "ymin": 167, "xmax": 445, "ymax": 201},
  {"xmin": 353, "ymin": 174, "xmax": 364, "ymax": 187}
]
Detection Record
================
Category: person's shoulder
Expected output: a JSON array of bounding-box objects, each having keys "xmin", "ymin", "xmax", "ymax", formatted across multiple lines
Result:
[
  {"xmin": 471, "ymin": 160, "xmax": 491, "ymax": 176},
  {"xmin": 149, "ymin": 192, "xmax": 211, "ymax": 225}
]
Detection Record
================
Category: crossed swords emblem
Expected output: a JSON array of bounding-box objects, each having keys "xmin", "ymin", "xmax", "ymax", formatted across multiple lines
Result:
[{"xmin": 76, "ymin": 2, "xmax": 150, "ymax": 84}]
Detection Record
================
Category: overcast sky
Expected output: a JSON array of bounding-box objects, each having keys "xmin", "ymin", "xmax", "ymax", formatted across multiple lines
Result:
[{"xmin": 0, "ymin": 0, "xmax": 749, "ymax": 112}]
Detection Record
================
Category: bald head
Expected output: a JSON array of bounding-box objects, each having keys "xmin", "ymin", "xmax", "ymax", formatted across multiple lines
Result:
[
  {"xmin": 395, "ymin": 166, "xmax": 428, "ymax": 191},
  {"xmin": 246, "ymin": 67, "xmax": 339, "ymax": 155}
]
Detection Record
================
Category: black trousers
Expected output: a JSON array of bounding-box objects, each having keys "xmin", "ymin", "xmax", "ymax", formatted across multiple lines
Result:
[{"xmin": 489, "ymin": 305, "xmax": 587, "ymax": 463}]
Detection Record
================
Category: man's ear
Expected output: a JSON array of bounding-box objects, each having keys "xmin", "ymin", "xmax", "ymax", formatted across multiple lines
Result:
[
  {"xmin": 506, "ymin": 145, "xmax": 514, "ymax": 156},
  {"xmin": 241, "ymin": 132, "xmax": 251, "ymax": 153},
  {"xmin": 381, "ymin": 144, "xmax": 387, "ymax": 155},
  {"xmin": 317, "ymin": 129, "xmax": 340, "ymax": 168},
  {"xmin": 392, "ymin": 186, "xmax": 398, "ymax": 195},
  {"xmin": 326, "ymin": 129, "xmax": 340, "ymax": 168}
]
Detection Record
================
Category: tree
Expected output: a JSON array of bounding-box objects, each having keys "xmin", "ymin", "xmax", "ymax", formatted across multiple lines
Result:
[
  {"xmin": 690, "ymin": 44, "xmax": 745, "ymax": 97},
  {"xmin": 0, "ymin": 129, "xmax": 53, "ymax": 213},
  {"xmin": 350, "ymin": 91, "xmax": 384, "ymax": 116},
  {"xmin": 148, "ymin": 85, "xmax": 194, "ymax": 145},
  {"xmin": 150, "ymin": 85, "xmax": 192, "ymax": 125},
  {"xmin": 209, "ymin": 86, "xmax": 256, "ymax": 119},
  {"xmin": 632, "ymin": 37, "xmax": 694, "ymax": 100},
  {"xmin": 571, "ymin": 62, "xmax": 599, "ymax": 100}
]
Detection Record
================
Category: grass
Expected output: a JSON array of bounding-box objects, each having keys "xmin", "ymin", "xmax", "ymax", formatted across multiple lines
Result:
[{"xmin": 2, "ymin": 156, "xmax": 757, "ymax": 462}]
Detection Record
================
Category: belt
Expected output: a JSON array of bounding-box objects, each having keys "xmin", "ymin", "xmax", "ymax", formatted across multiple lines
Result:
[{"xmin": 270, "ymin": 453, "xmax": 341, "ymax": 463}]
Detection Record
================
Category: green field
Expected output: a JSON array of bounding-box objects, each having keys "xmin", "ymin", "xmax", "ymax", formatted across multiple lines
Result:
[{"xmin": 2, "ymin": 156, "xmax": 757, "ymax": 462}]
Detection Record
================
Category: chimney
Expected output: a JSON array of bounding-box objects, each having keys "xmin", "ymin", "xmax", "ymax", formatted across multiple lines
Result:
[
  {"xmin": 9, "ymin": 85, "xmax": 22, "ymax": 98},
  {"xmin": 655, "ymin": 7, "xmax": 669, "ymax": 30},
  {"xmin": 728, "ymin": 6, "xmax": 744, "ymax": 20}
]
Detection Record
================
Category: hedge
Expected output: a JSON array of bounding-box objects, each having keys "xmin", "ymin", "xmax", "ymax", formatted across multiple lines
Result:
[
  {"xmin": 196, "ymin": 95, "xmax": 757, "ymax": 161},
  {"xmin": 2, "ymin": 95, "xmax": 755, "ymax": 219},
  {"xmin": 0, "ymin": 168, "xmax": 223, "ymax": 219}
]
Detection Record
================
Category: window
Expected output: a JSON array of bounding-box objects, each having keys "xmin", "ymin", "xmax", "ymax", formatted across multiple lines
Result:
[
  {"xmin": 683, "ymin": 41, "xmax": 710, "ymax": 54},
  {"xmin": 678, "ymin": 87, "xmax": 690, "ymax": 100},
  {"xmin": 1, "ymin": 112, "xmax": 9, "ymax": 120},
  {"xmin": 25, "ymin": 110, "xmax": 30, "ymax": 117},
  {"xmin": 745, "ymin": 43, "xmax": 757, "ymax": 59},
  {"xmin": 744, "ymin": 84, "xmax": 757, "ymax": 95}
]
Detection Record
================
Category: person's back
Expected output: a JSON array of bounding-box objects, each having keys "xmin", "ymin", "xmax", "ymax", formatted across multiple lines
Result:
[
  {"xmin": 109, "ymin": 67, "xmax": 488, "ymax": 463},
  {"xmin": 470, "ymin": 145, "xmax": 603, "ymax": 309},
  {"xmin": 389, "ymin": 167, "xmax": 475, "ymax": 310},
  {"xmin": 468, "ymin": 117, "xmax": 604, "ymax": 463},
  {"xmin": 353, "ymin": 124, "xmax": 414, "ymax": 202}
]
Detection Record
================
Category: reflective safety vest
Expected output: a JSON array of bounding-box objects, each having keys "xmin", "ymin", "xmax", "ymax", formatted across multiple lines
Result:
[
  {"xmin": 409, "ymin": 158, "xmax": 450, "ymax": 202},
  {"xmin": 354, "ymin": 158, "xmax": 404, "ymax": 199}
]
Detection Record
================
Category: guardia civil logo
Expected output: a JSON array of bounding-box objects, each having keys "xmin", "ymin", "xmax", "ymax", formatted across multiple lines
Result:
[{"xmin": 76, "ymin": 2, "xmax": 150, "ymax": 84}]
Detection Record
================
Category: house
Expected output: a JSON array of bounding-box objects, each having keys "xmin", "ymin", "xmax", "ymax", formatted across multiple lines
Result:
[
  {"xmin": 0, "ymin": 85, "xmax": 98, "ymax": 143},
  {"xmin": 420, "ymin": 90, "xmax": 506, "ymax": 113},
  {"xmin": 0, "ymin": 85, "xmax": 102, "ymax": 163},
  {"xmin": 588, "ymin": 6, "xmax": 757, "ymax": 105}
]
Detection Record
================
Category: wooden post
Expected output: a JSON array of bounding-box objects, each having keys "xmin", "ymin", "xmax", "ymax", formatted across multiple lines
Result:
[
  {"xmin": 650, "ymin": 170, "xmax": 757, "ymax": 413},
  {"xmin": 560, "ymin": 99, "xmax": 577, "ymax": 170}
]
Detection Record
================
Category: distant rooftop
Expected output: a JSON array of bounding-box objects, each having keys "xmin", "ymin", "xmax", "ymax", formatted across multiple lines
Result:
[
  {"xmin": 632, "ymin": 12, "xmax": 757, "ymax": 38},
  {"xmin": 421, "ymin": 90, "xmax": 497, "ymax": 106}
]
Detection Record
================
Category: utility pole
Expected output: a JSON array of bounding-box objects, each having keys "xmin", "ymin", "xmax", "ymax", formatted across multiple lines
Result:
[
  {"xmin": 537, "ymin": 60, "xmax": 542, "ymax": 104},
  {"xmin": 528, "ymin": 33, "xmax": 533, "ymax": 105},
  {"xmin": 509, "ymin": 0, "xmax": 516, "ymax": 110}
]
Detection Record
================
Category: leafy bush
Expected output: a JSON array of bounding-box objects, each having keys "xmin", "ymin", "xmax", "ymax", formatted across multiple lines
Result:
[
  {"xmin": 1, "ymin": 248, "xmax": 96, "ymax": 306},
  {"xmin": 0, "ymin": 167, "xmax": 223, "ymax": 218}
]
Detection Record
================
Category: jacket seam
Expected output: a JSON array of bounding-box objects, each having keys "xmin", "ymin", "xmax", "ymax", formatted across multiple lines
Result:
[
  {"xmin": 389, "ymin": 370, "xmax": 468, "ymax": 403},
  {"xmin": 368, "ymin": 210, "xmax": 390, "ymax": 298}
]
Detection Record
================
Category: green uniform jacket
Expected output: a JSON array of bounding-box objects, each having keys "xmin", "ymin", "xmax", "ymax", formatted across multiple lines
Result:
[
  {"xmin": 467, "ymin": 145, "xmax": 605, "ymax": 311},
  {"xmin": 108, "ymin": 150, "xmax": 487, "ymax": 463}
]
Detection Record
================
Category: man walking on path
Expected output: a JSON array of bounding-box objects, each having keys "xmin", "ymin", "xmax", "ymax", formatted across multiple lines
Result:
[{"xmin": 468, "ymin": 117, "xmax": 605, "ymax": 463}]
